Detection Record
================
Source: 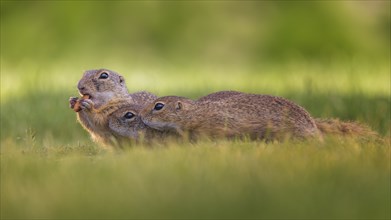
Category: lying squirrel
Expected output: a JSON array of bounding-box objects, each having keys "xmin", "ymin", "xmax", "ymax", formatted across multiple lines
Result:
[
  {"xmin": 140, "ymin": 94, "xmax": 320, "ymax": 141},
  {"xmin": 69, "ymin": 69, "xmax": 156, "ymax": 146},
  {"xmin": 140, "ymin": 93, "xmax": 378, "ymax": 141}
]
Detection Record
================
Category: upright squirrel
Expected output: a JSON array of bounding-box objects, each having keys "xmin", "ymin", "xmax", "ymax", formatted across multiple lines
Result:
[
  {"xmin": 69, "ymin": 69, "xmax": 157, "ymax": 146},
  {"xmin": 140, "ymin": 94, "xmax": 320, "ymax": 141}
]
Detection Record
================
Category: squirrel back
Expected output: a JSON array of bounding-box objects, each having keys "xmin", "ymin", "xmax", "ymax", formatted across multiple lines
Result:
[{"xmin": 197, "ymin": 90, "xmax": 243, "ymax": 102}]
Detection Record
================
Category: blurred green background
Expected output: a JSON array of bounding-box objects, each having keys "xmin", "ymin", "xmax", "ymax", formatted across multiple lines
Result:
[
  {"xmin": 1, "ymin": 1, "xmax": 390, "ymax": 219},
  {"xmin": 1, "ymin": 1, "xmax": 390, "ymax": 144}
]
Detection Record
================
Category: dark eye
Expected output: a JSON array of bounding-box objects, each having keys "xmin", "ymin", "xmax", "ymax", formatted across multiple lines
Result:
[
  {"xmin": 124, "ymin": 112, "xmax": 135, "ymax": 119},
  {"xmin": 154, "ymin": 103, "xmax": 164, "ymax": 111},
  {"xmin": 99, "ymin": 72, "xmax": 109, "ymax": 79}
]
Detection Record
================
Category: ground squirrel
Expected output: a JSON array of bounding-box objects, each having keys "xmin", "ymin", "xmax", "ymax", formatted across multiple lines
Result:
[
  {"xmin": 69, "ymin": 69, "xmax": 157, "ymax": 146},
  {"xmin": 140, "ymin": 94, "xmax": 320, "ymax": 141}
]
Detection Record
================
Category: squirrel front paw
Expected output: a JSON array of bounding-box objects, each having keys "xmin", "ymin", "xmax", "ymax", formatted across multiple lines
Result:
[
  {"xmin": 80, "ymin": 99, "xmax": 94, "ymax": 110},
  {"xmin": 69, "ymin": 97, "xmax": 79, "ymax": 109}
]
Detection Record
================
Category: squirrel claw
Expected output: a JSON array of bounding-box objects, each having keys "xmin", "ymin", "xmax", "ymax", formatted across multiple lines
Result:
[{"xmin": 80, "ymin": 99, "xmax": 94, "ymax": 110}]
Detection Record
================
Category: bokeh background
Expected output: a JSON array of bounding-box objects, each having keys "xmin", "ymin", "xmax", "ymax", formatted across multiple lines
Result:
[
  {"xmin": 1, "ymin": 1, "xmax": 390, "ymax": 143},
  {"xmin": 1, "ymin": 1, "xmax": 390, "ymax": 219},
  {"xmin": 1, "ymin": 1, "xmax": 390, "ymax": 146}
]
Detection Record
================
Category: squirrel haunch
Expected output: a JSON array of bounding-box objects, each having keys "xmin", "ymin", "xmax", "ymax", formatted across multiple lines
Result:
[{"xmin": 141, "ymin": 94, "xmax": 320, "ymax": 141}]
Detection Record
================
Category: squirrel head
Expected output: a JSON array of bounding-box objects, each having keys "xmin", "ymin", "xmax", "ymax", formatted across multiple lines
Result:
[
  {"xmin": 77, "ymin": 69, "xmax": 128, "ymax": 108},
  {"xmin": 108, "ymin": 104, "xmax": 147, "ymax": 140},
  {"xmin": 140, "ymin": 96, "xmax": 195, "ymax": 135}
]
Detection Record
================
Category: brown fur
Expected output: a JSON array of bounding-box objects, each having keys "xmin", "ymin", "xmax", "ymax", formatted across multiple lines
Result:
[
  {"xmin": 197, "ymin": 91, "xmax": 243, "ymax": 102},
  {"xmin": 140, "ymin": 94, "xmax": 320, "ymax": 141},
  {"xmin": 69, "ymin": 69, "xmax": 157, "ymax": 146}
]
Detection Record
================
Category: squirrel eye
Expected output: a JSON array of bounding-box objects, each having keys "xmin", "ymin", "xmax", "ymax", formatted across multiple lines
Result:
[
  {"xmin": 124, "ymin": 112, "xmax": 135, "ymax": 119},
  {"xmin": 154, "ymin": 103, "xmax": 164, "ymax": 111},
  {"xmin": 99, "ymin": 72, "xmax": 109, "ymax": 79}
]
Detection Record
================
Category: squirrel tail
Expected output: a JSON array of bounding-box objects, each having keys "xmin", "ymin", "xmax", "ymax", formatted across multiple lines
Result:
[{"xmin": 315, "ymin": 118, "xmax": 378, "ymax": 138}]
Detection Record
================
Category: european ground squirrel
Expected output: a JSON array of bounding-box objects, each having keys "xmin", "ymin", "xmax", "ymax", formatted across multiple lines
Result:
[
  {"xmin": 140, "ymin": 94, "xmax": 320, "ymax": 141},
  {"xmin": 69, "ymin": 69, "xmax": 157, "ymax": 146}
]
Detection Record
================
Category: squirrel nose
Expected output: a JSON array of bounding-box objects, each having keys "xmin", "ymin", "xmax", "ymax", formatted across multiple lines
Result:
[
  {"xmin": 78, "ymin": 86, "xmax": 85, "ymax": 91},
  {"xmin": 77, "ymin": 82, "xmax": 85, "ymax": 92}
]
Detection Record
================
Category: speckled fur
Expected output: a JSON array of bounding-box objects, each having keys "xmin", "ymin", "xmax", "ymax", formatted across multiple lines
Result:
[
  {"xmin": 197, "ymin": 91, "xmax": 243, "ymax": 102},
  {"xmin": 141, "ymin": 94, "xmax": 320, "ymax": 141}
]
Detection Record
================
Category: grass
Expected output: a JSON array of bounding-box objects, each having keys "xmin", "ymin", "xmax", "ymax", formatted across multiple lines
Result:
[{"xmin": 2, "ymin": 138, "xmax": 390, "ymax": 219}]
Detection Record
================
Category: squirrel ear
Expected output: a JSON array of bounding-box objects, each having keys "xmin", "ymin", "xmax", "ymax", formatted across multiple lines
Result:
[
  {"xmin": 119, "ymin": 76, "xmax": 125, "ymax": 85},
  {"xmin": 176, "ymin": 101, "xmax": 183, "ymax": 110}
]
